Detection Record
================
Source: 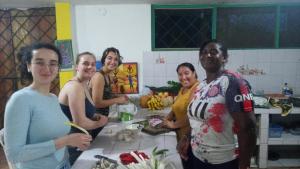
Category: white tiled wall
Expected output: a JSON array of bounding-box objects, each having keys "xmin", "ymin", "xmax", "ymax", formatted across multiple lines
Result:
[{"xmin": 142, "ymin": 49, "xmax": 300, "ymax": 95}]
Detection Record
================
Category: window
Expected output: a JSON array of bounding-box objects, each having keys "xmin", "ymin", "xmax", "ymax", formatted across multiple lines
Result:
[
  {"xmin": 154, "ymin": 8, "xmax": 212, "ymax": 49},
  {"xmin": 217, "ymin": 7, "xmax": 276, "ymax": 48},
  {"xmin": 279, "ymin": 6, "xmax": 300, "ymax": 47},
  {"xmin": 152, "ymin": 4, "xmax": 300, "ymax": 50}
]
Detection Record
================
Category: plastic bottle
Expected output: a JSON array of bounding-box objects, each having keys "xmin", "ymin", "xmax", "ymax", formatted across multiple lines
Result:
[{"xmin": 282, "ymin": 83, "xmax": 293, "ymax": 96}]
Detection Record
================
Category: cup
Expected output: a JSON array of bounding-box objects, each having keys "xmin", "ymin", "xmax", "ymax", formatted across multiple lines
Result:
[
  {"xmin": 117, "ymin": 103, "xmax": 137, "ymax": 115},
  {"xmin": 119, "ymin": 112, "xmax": 133, "ymax": 122}
]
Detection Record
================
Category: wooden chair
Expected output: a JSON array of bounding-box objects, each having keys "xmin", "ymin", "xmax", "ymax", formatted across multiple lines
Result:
[{"xmin": 0, "ymin": 128, "xmax": 15, "ymax": 169}]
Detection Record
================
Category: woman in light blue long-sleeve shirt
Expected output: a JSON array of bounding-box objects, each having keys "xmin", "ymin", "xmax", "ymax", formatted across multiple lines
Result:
[{"xmin": 4, "ymin": 43, "xmax": 92, "ymax": 169}]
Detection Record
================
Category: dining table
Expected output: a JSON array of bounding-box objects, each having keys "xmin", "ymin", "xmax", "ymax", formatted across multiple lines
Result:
[{"xmin": 71, "ymin": 108, "xmax": 183, "ymax": 169}]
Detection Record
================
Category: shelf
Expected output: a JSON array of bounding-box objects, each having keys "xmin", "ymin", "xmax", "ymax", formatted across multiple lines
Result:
[
  {"xmin": 256, "ymin": 108, "xmax": 300, "ymax": 168},
  {"xmin": 255, "ymin": 107, "xmax": 300, "ymax": 115},
  {"xmin": 268, "ymin": 132, "xmax": 300, "ymax": 145},
  {"xmin": 268, "ymin": 158, "xmax": 300, "ymax": 167}
]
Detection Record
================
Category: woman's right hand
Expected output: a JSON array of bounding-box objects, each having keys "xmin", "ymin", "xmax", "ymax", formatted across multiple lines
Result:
[
  {"xmin": 177, "ymin": 135, "xmax": 190, "ymax": 160},
  {"xmin": 162, "ymin": 119, "xmax": 174, "ymax": 129},
  {"xmin": 67, "ymin": 133, "xmax": 92, "ymax": 151}
]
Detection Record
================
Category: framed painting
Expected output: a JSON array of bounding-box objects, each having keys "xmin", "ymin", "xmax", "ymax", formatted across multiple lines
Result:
[
  {"xmin": 111, "ymin": 62, "xmax": 139, "ymax": 94},
  {"xmin": 55, "ymin": 40, "xmax": 74, "ymax": 70}
]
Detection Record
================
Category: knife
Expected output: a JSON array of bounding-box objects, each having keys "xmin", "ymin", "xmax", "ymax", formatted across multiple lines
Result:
[{"xmin": 94, "ymin": 154, "xmax": 118, "ymax": 165}]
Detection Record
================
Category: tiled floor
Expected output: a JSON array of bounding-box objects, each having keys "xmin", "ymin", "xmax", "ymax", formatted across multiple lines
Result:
[{"xmin": 0, "ymin": 147, "xmax": 299, "ymax": 169}]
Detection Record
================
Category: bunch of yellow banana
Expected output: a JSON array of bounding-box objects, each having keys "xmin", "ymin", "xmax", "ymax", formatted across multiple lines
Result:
[{"xmin": 147, "ymin": 95, "xmax": 164, "ymax": 110}]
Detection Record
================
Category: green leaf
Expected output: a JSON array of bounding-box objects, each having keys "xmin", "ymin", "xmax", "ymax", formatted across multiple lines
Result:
[
  {"xmin": 154, "ymin": 149, "xmax": 168, "ymax": 156},
  {"xmin": 152, "ymin": 146, "xmax": 158, "ymax": 156}
]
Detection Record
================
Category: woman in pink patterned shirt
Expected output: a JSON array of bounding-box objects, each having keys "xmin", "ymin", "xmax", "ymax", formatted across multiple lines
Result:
[{"xmin": 177, "ymin": 39, "xmax": 256, "ymax": 169}]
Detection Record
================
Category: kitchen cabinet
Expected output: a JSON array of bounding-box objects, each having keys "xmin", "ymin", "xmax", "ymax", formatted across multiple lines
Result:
[{"xmin": 255, "ymin": 107, "xmax": 300, "ymax": 168}]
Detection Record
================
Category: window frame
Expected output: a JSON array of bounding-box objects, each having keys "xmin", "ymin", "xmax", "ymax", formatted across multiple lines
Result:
[{"xmin": 151, "ymin": 3, "xmax": 300, "ymax": 51}]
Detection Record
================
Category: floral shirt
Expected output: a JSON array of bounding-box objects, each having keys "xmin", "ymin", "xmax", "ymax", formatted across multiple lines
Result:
[{"xmin": 187, "ymin": 70, "xmax": 253, "ymax": 164}]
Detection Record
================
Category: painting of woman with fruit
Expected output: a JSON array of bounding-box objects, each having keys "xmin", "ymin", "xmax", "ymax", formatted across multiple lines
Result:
[{"xmin": 111, "ymin": 62, "xmax": 139, "ymax": 94}]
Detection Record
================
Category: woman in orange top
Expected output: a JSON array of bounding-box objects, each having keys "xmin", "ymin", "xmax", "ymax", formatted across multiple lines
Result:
[{"xmin": 163, "ymin": 62, "xmax": 199, "ymax": 169}]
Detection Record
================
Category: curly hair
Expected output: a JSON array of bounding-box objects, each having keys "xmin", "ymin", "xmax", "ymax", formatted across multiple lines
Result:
[
  {"xmin": 100, "ymin": 47, "xmax": 123, "ymax": 66},
  {"xmin": 17, "ymin": 42, "xmax": 62, "ymax": 84}
]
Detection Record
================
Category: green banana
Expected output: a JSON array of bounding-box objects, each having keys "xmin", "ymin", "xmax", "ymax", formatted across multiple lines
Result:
[{"xmin": 64, "ymin": 121, "xmax": 89, "ymax": 135}]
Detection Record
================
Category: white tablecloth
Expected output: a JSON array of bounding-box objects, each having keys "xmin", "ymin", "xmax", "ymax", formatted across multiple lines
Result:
[{"xmin": 72, "ymin": 108, "xmax": 183, "ymax": 169}]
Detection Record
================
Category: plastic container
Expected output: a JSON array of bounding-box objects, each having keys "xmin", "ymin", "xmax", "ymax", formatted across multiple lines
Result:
[
  {"xmin": 126, "ymin": 123, "xmax": 143, "ymax": 133},
  {"xmin": 269, "ymin": 124, "xmax": 283, "ymax": 138},
  {"xmin": 118, "ymin": 112, "xmax": 134, "ymax": 123},
  {"xmin": 282, "ymin": 83, "xmax": 293, "ymax": 96}
]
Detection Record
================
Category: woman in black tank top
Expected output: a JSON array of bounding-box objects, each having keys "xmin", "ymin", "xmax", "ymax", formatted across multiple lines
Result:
[
  {"xmin": 58, "ymin": 52, "xmax": 108, "ymax": 165},
  {"xmin": 90, "ymin": 47, "xmax": 128, "ymax": 116}
]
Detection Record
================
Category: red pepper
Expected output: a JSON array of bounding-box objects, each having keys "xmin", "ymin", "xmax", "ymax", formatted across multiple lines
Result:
[{"xmin": 119, "ymin": 151, "xmax": 149, "ymax": 165}]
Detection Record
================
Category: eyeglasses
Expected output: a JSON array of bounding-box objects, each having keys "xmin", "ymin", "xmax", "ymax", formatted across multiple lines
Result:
[
  {"xmin": 200, "ymin": 48, "xmax": 220, "ymax": 56},
  {"xmin": 31, "ymin": 61, "xmax": 60, "ymax": 69}
]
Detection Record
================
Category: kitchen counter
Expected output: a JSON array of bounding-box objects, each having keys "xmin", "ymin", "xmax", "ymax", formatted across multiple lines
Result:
[
  {"xmin": 71, "ymin": 107, "xmax": 182, "ymax": 169},
  {"xmin": 254, "ymin": 107, "xmax": 300, "ymax": 115},
  {"xmin": 72, "ymin": 107, "xmax": 300, "ymax": 169}
]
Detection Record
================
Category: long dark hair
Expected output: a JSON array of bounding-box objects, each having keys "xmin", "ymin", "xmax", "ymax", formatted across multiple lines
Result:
[
  {"xmin": 17, "ymin": 42, "xmax": 62, "ymax": 84},
  {"xmin": 100, "ymin": 47, "xmax": 123, "ymax": 65}
]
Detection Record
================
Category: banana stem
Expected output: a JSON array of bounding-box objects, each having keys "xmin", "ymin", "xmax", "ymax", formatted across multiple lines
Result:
[{"xmin": 64, "ymin": 121, "xmax": 89, "ymax": 135}]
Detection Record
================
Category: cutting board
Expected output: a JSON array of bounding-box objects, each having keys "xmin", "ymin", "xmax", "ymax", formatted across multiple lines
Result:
[{"xmin": 134, "ymin": 120, "xmax": 173, "ymax": 135}]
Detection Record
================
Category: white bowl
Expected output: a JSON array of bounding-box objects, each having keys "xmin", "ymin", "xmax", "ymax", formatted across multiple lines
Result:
[
  {"xmin": 126, "ymin": 123, "xmax": 143, "ymax": 132},
  {"xmin": 115, "ymin": 124, "xmax": 143, "ymax": 142}
]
